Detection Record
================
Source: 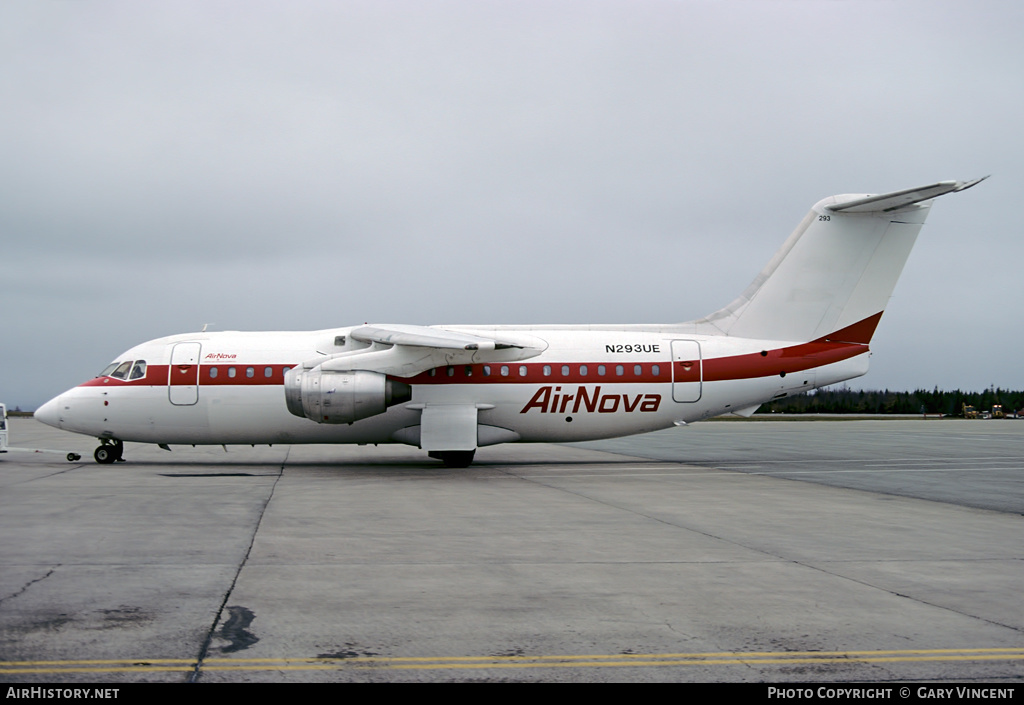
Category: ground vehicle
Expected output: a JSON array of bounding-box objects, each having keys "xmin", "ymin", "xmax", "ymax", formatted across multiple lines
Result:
[
  {"xmin": 0, "ymin": 403, "xmax": 8, "ymax": 452},
  {"xmin": 0, "ymin": 403, "xmax": 80, "ymax": 461}
]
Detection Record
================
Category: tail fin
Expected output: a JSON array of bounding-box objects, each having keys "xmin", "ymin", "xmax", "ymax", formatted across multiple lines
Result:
[{"xmin": 695, "ymin": 178, "xmax": 987, "ymax": 343}]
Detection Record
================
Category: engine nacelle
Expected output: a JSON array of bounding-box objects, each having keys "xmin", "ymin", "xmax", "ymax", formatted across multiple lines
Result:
[{"xmin": 284, "ymin": 367, "xmax": 411, "ymax": 424}]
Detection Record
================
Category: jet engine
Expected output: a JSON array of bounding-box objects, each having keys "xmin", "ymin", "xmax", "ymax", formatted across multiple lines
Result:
[{"xmin": 284, "ymin": 367, "xmax": 411, "ymax": 424}]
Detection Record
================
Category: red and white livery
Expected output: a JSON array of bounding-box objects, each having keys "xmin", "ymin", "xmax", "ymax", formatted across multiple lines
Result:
[{"xmin": 35, "ymin": 179, "xmax": 985, "ymax": 466}]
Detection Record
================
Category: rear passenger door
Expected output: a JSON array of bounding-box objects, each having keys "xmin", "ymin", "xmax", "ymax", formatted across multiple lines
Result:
[{"xmin": 671, "ymin": 340, "xmax": 702, "ymax": 403}]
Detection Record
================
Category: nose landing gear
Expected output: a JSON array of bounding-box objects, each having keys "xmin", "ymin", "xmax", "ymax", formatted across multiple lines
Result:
[{"xmin": 94, "ymin": 439, "xmax": 124, "ymax": 464}]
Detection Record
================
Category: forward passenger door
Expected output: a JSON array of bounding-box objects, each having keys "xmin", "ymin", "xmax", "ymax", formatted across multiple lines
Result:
[{"xmin": 168, "ymin": 342, "xmax": 202, "ymax": 406}]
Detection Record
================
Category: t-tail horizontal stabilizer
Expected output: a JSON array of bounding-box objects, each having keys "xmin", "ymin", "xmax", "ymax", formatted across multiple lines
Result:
[{"xmin": 826, "ymin": 177, "xmax": 988, "ymax": 213}]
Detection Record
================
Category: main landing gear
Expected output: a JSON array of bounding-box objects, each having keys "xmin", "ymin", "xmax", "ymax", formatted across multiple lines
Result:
[
  {"xmin": 94, "ymin": 439, "xmax": 124, "ymax": 464},
  {"xmin": 428, "ymin": 450, "xmax": 476, "ymax": 468}
]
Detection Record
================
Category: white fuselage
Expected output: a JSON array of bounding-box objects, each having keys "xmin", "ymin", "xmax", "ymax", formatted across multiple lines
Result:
[{"xmin": 36, "ymin": 324, "xmax": 869, "ymax": 448}]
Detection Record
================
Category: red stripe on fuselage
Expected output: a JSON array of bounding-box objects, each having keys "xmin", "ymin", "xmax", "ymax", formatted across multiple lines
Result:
[
  {"xmin": 407, "ymin": 362, "xmax": 669, "ymax": 385},
  {"xmin": 811, "ymin": 312, "xmax": 884, "ymax": 345},
  {"xmin": 73, "ymin": 341, "xmax": 867, "ymax": 390},
  {"xmin": 703, "ymin": 341, "xmax": 867, "ymax": 382},
  {"xmin": 78, "ymin": 364, "xmax": 294, "ymax": 387}
]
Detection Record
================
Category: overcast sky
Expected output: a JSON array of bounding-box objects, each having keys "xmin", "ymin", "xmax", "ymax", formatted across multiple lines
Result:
[{"xmin": 2, "ymin": 1, "xmax": 1021, "ymax": 411}]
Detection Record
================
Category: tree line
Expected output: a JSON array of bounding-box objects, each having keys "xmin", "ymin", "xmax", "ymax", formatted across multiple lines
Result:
[{"xmin": 756, "ymin": 387, "xmax": 1023, "ymax": 416}]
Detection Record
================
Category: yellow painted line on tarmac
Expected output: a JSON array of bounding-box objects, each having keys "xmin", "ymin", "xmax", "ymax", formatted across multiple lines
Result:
[{"xmin": 2, "ymin": 648, "xmax": 1022, "ymax": 674}]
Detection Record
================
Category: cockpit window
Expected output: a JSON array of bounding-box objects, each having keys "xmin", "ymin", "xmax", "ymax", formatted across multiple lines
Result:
[
  {"xmin": 110, "ymin": 361, "xmax": 133, "ymax": 380},
  {"xmin": 100, "ymin": 360, "xmax": 148, "ymax": 380}
]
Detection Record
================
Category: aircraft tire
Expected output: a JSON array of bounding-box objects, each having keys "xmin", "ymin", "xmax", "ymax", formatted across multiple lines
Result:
[
  {"xmin": 67, "ymin": 453, "xmax": 81, "ymax": 462},
  {"xmin": 94, "ymin": 446, "xmax": 116, "ymax": 464},
  {"xmin": 437, "ymin": 450, "xmax": 476, "ymax": 468}
]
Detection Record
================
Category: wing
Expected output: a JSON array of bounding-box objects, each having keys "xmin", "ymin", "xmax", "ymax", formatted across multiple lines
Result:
[
  {"xmin": 350, "ymin": 324, "xmax": 527, "ymax": 351},
  {"xmin": 306, "ymin": 324, "xmax": 546, "ymax": 378}
]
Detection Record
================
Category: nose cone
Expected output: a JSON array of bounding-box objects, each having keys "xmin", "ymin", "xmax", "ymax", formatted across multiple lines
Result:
[{"xmin": 34, "ymin": 395, "xmax": 63, "ymax": 429}]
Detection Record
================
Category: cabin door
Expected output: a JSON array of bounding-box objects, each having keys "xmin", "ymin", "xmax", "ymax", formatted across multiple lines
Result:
[
  {"xmin": 169, "ymin": 342, "xmax": 202, "ymax": 406},
  {"xmin": 671, "ymin": 340, "xmax": 702, "ymax": 403}
]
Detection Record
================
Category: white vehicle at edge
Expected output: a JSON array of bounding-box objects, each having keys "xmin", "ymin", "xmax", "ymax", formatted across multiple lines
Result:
[
  {"xmin": 35, "ymin": 178, "xmax": 985, "ymax": 467},
  {"xmin": 1, "ymin": 402, "xmax": 81, "ymax": 462}
]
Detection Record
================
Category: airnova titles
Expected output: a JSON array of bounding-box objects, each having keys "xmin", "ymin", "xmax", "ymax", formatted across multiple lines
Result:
[
  {"xmin": 520, "ymin": 386, "xmax": 662, "ymax": 415},
  {"xmin": 35, "ymin": 179, "xmax": 986, "ymax": 467}
]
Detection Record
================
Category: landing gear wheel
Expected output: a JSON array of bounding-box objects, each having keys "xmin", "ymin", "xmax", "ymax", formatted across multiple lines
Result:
[
  {"xmin": 67, "ymin": 453, "xmax": 81, "ymax": 462},
  {"xmin": 94, "ymin": 440, "xmax": 123, "ymax": 464},
  {"xmin": 433, "ymin": 450, "xmax": 476, "ymax": 468}
]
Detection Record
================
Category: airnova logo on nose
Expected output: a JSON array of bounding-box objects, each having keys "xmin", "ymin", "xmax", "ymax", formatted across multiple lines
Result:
[{"xmin": 521, "ymin": 386, "xmax": 662, "ymax": 414}]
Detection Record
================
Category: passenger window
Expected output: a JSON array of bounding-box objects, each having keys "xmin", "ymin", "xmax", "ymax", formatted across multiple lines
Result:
[
  {"xmin": 561, "ymin": 365, "xmax": 570, "ymax": 377},
  {"xmin": 228, "ymin": 367, "xmax": 236, "ymax": 378},
  {"xmin": 634, "ymin": 365, "xmax": 642, "ymax": 376},
  {"xmin": 580, "ymin": 365, "xmax": 588, "ymax": 376},
  {"xmin": 246, "ymin": 367, "xmax": 255, "ymax": 378},
  {"xmin": 110, "ymin": 361, "xmax": 132, "ymax": 380},
  {"xmin": 543, "ymin": 365, "xmax": 551, "ymax": 376},
  {"xmin": 500, "ymin": 365, "xmax": 509, "ymax": 377},
  {"xmin": 616, "ymin": 365, "xmax": 624, "ymax": 376},
  {"xmin": 129, "ymin": 361, "xmax": 147, "ymax": 380},
  {"xmin": 447, "ymin": 366, "xmax": 455, "ymax": 377},
  {"xmin": 264, "ymin": 367, "xmax": 273, "ymax": 378},
  {"xmin": 598, "ymin": 365, "xmax": 606, "ymax": 376},
  {"xmin": 652, "ymin": 364, "xmax": 660, "ymax": 376},
  {"xmin": 209, "ymin": 367, "xmax": 219, "ymax": 379},
  {"xmin": 464, "ymin": 366, "xmax": 473, "ymax": 377},
  {"xmin": 483, "ymin": 365, "xmax": 491, "ymax": 377},
  {"xmin": 519, "ymin": 365, "xmax": 527, "ymax": 377}
]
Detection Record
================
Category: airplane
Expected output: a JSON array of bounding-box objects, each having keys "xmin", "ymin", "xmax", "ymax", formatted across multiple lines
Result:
[{"xmin": 34, "ymin": 178, "xmax": 986, "ymax": 467}]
